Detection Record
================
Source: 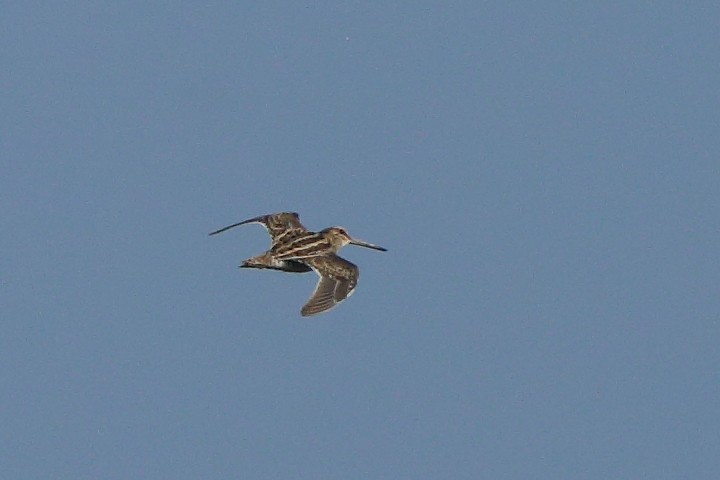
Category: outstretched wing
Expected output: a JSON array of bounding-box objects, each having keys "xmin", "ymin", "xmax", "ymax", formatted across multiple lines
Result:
[
  {"xmin": 209, "ymin": 212, "xmax": 308, "ymax": 244},
  {"xmin": 300, "ymin": 254, "xmax": 359, "ymax": 316}
]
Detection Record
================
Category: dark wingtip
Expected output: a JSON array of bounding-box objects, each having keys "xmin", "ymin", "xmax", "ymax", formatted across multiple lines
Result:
[{"xmin": 208, "ymin": 218, "xmax": 257, "ymax": 236}]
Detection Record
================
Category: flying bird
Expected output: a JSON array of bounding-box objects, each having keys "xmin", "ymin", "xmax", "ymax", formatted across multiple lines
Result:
[{"xmin": 210, "ymin": 212, "xmax": 387, "ymax": 316}]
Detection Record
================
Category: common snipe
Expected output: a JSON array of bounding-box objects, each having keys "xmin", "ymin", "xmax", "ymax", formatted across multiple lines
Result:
[{"xmin": 210, "ymin": 212, "xmax": 386, "ymax": 316}]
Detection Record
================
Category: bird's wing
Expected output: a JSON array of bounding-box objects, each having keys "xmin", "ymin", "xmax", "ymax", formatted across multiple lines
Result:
[
  {"xmin": 209, "ymin": 212, "xmax": 308, "ymax": 243},
  {"xmin": 300, "ymin": 254, "xmax": 359, "ymax": 316}
]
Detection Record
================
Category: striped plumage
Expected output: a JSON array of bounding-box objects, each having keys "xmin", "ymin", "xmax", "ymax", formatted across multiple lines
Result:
[{"xmin": 210, "ymin": 212, "xmax": 386, "ymax": 316}]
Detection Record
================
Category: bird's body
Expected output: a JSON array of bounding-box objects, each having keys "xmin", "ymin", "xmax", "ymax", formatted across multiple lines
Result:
[{"xmin": 210, "ymin": 212, "xmax": 386, "ymax": 316}]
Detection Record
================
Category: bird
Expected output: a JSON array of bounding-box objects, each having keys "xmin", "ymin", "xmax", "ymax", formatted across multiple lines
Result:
[{"xmin": 209, "ymin": 212, "xmax": 387, "ymax": 316}]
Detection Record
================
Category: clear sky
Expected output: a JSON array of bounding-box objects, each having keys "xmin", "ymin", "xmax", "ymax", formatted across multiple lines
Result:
[{"xmin": 3, "ymin": 2, "xmax": 719, "ymax": 479}]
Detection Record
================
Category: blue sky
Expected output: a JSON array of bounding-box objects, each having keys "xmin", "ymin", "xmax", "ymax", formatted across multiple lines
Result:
[{"xmin": 3, "ymin": 2, "xmax": 719, "ymax": 479}]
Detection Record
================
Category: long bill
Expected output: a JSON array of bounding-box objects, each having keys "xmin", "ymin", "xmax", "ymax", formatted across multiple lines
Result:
[{"xmin": 349, "ymin": 238, "xmax": 387, "ymax": 251}]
